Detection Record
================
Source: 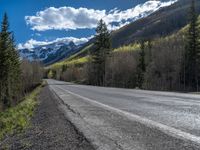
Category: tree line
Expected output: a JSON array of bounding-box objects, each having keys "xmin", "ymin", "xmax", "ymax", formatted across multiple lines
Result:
[
  {"xmin": 0, "ymin": 13, "xmax": 43, "ymax": 111},
  {"xmin": 182, "ymin": 0, "xmax": 200, "ymax": 91},
  {"xmin": 85, "ymin": 0, "xmax": 200, "ymax": 92},
  {"xmin": 48, "ymin": 0, "xmax": 200, "ymax": 92}
]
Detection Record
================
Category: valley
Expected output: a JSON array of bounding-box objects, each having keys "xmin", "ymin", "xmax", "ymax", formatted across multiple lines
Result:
[{"xmin": 1, "ymin": 0, "xmax": 200, "ymax": 149}]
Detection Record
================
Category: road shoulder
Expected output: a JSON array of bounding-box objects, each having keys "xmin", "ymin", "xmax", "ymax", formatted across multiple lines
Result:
[{"xmin": 0, "ymin": 86, "xmax": 94, "ymax": 150}]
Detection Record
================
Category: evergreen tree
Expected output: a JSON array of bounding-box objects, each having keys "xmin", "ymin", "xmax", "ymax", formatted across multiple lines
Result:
[
  {"xmin": 184, "ymin": 0, "xmax": 200, "ymax": 91},
  {"xmin": 0, "ymin": 13, "xmax": 11, "ymax": 107},
  {"xmin": 92, "ymin": 19, "xmax": 111, "ymax": 86},
  {"xmin": 147, "ymin": 39, "xmax": 152, "ymax": 63},
  {"xmin": 0, "ymin": 13, "xmax": 21, "ymax": 109},
  {"xmin": 9, "ymin": 34, "xmax": 22, "ymax": 103},
  {"xmin": 136, "ymin": 40, "xmax": 146, "ymax": 88},
  {"xmin": 139, "ymin": 40, "xmax": 146, "ymax": 72}
]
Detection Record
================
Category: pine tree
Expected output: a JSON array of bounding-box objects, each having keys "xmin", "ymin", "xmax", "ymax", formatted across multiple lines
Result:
[
  {"xmin": 184, "ymin": 0, "xmax": 200, "ymax": 91},
  {"xmin": 139, "ymin": 40, "xmax": 146, "ymax": 72},
  {"xmin": 147, "ymin": 39, "xmax": 152, "ymax": 63},
  {"xmin": 0, "ymin": 13, "xmax": 12, "ymax": 107},
  {"xmin": 92, "ymin": 19, "xmax": 111, "ymax": 86},
  {"xmin": 9, "ymin": 34, "xmax": 22, "ymax": 103},
  {"xmin": 136, "ymin": 40, "xmax": 146, "ymax": 88},
  {"xmin": 0, "ymin": 13, "xmax": 21, "ymax": 109}
]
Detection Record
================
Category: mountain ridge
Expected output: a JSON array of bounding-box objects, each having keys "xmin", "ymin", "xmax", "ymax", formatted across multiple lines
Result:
[
  {"xmin": 111, "ymin": 0, "xmax": 200, "ymax": 47},
  {"xmin": 19, "ymin": 0, "xmax": 200, "ymax": 65},
  {"xmin": 72, "ymin": 0, "xmax": 200, "ymax": 59},
  {"xmin": 19, "ymin": 41, "xmax": 83, "ymax": 65}
]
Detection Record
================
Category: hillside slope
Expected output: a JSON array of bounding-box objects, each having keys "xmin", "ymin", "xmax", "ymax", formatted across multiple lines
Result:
[
  {"xmin": 111, "ymin": 0, "xmax": 200, "ymax": 48},
  {"xmin": 21, "ymin": 0, "xmax": 197, "ymax": 65},
  {"xmin": 63, "ymin": 0, "xmax": 200, "ymax": 60}
]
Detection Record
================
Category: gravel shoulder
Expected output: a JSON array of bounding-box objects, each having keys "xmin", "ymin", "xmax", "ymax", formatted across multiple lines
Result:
[{"xmin": 0, "ymin": 86, "xmax": 94, "ymax": 150}]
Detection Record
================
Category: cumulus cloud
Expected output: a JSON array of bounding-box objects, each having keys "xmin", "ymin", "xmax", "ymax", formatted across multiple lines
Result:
[
  {"xmin": 21, "ymin": 0, "xmax": 177, "ymax": 49},
  {"xmin": 18, "ymin": 36, "xmax": 92, "ymax": 49},
  {"xmin": 25, "ymin": 0, "xmax": 177, "ymax": 31}
]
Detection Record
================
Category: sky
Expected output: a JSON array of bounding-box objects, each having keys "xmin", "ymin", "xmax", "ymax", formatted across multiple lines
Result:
[{"xmin": 0, "ymin": 0, "xmax": 177, "ymax": 49}]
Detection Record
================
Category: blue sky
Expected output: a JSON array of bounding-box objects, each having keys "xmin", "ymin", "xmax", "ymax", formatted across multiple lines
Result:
[{"xmin": 0, "ymin": 0, "xmax": 177, "ymax": 49}]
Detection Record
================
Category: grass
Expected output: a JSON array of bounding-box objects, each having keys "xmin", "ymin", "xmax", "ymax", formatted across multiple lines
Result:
[{"xmin": 0, "ymin": 85, "xmax": 42, "ymax": 140}]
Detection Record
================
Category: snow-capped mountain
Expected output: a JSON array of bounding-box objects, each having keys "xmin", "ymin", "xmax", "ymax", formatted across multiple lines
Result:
[{"xmin": 19, "ymin": 41, "xmax": 80, "ymax": 65}]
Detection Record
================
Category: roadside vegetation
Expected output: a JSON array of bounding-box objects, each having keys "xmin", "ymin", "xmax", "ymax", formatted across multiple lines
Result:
[
  {"xmin": 47, "ymin": 0, "xmax": 200, "ymax": 92},
  {"xmin": 0, "ymin": 13, "xmax": 43, "ymax": 111},
  {"xmin": 0, "ymin": 13, "xmax": 44, "ymax": 141},
  {"xmin": 0, "ymin": 85, "xmax": 42, "ymax": 140}
]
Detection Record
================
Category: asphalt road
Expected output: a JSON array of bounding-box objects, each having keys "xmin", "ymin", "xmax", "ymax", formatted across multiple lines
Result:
[{"xmin": 48, "ymin": 79, "xmax": 200, "ymax": 150}]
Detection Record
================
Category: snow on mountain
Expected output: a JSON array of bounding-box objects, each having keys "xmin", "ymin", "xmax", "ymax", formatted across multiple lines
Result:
[
  {"xmin": 19, "ymin": 41, "xmax": 80, "ymax": 65},
  {"xmin": 19, "ymin": 0, "xmax": 178, "ymax": 65}
]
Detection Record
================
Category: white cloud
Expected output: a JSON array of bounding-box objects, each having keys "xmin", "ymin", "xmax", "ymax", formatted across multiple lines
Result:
[
  {"xmin": 25, "ymin": 0, "xmax": 177, "ymax": 31},
  {"xmin": 18, "ymin": 39, "xmax": 48, "ymax": 49},
  {"xmin": 21, "ymin": 0, "xmax": 177, "ymax": 49},
  {"xmin": 18, "ymin": 36, "xmax": 92, "ymax": 49}
]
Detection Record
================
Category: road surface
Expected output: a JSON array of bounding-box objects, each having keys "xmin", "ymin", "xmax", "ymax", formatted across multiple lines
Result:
[{"xmin": 47, "ymin": 79, "xmax": 200, "ymax": 150}]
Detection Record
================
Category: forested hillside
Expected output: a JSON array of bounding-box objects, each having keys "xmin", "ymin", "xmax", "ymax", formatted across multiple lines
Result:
[
  {"xmin": 46, "ymin": 29, "xmax": 185, "ymax": 90},
  {"xmin": 111, "ymin": 0, "xmax": 200, "ymax": 47},
  {"xmin": 46, "ymin": 0, "xmax": 200, "ymax": 92},
  {"xmin": 60, "ymin": 0, "xmax": 200, "ymax": 60}
]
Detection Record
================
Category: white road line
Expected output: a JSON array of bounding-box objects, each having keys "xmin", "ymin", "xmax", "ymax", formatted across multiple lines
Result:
[{"xmin": 54, "ymin": 85, "xmax": 200, "ymax": 145}]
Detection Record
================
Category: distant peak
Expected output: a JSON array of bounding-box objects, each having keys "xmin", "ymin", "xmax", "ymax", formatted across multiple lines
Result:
[{"xmin": 68, "ymin": 41, "xmax": 76, "ymax": 47}]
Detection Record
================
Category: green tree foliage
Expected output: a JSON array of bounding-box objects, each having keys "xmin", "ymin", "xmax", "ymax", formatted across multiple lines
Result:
[
  {"xmin": 9, "ymin": 35, "xmax": 22, "ymax": 103},
  {"xmin": 0, "ymin": 13, "xmax": 21, "ymax": 109},
  {"xmin": 183, "ymin": 0, "xmax": 200, "ymax": 91},
  {"xmin": 91, "ymin": 19, "xmax": 111, "ymax": 86}
]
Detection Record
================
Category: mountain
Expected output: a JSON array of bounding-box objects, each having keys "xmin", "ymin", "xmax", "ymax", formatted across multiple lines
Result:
[
  {"xmin": 20, "ymin": 0, "xmax": 200, "ymax": 65},
  {"xmin": 111, "ymin": 0, "xmax": 200, "ymax": 48},
  {"xmin": 69, "ymin": 0, "xmax": 200, "ymax": 59},
  {"xmin": 19, "ymin": 41, "xmax": 82, "ymax": 65},
  {"xmin": 19, "ymin": 0, "xmax": 180, "ymax": 64}
]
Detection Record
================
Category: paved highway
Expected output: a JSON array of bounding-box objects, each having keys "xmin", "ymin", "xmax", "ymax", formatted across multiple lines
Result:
[{"xmin": 48, "ymin": 79, "xmax": 200, "ymax": 150}]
